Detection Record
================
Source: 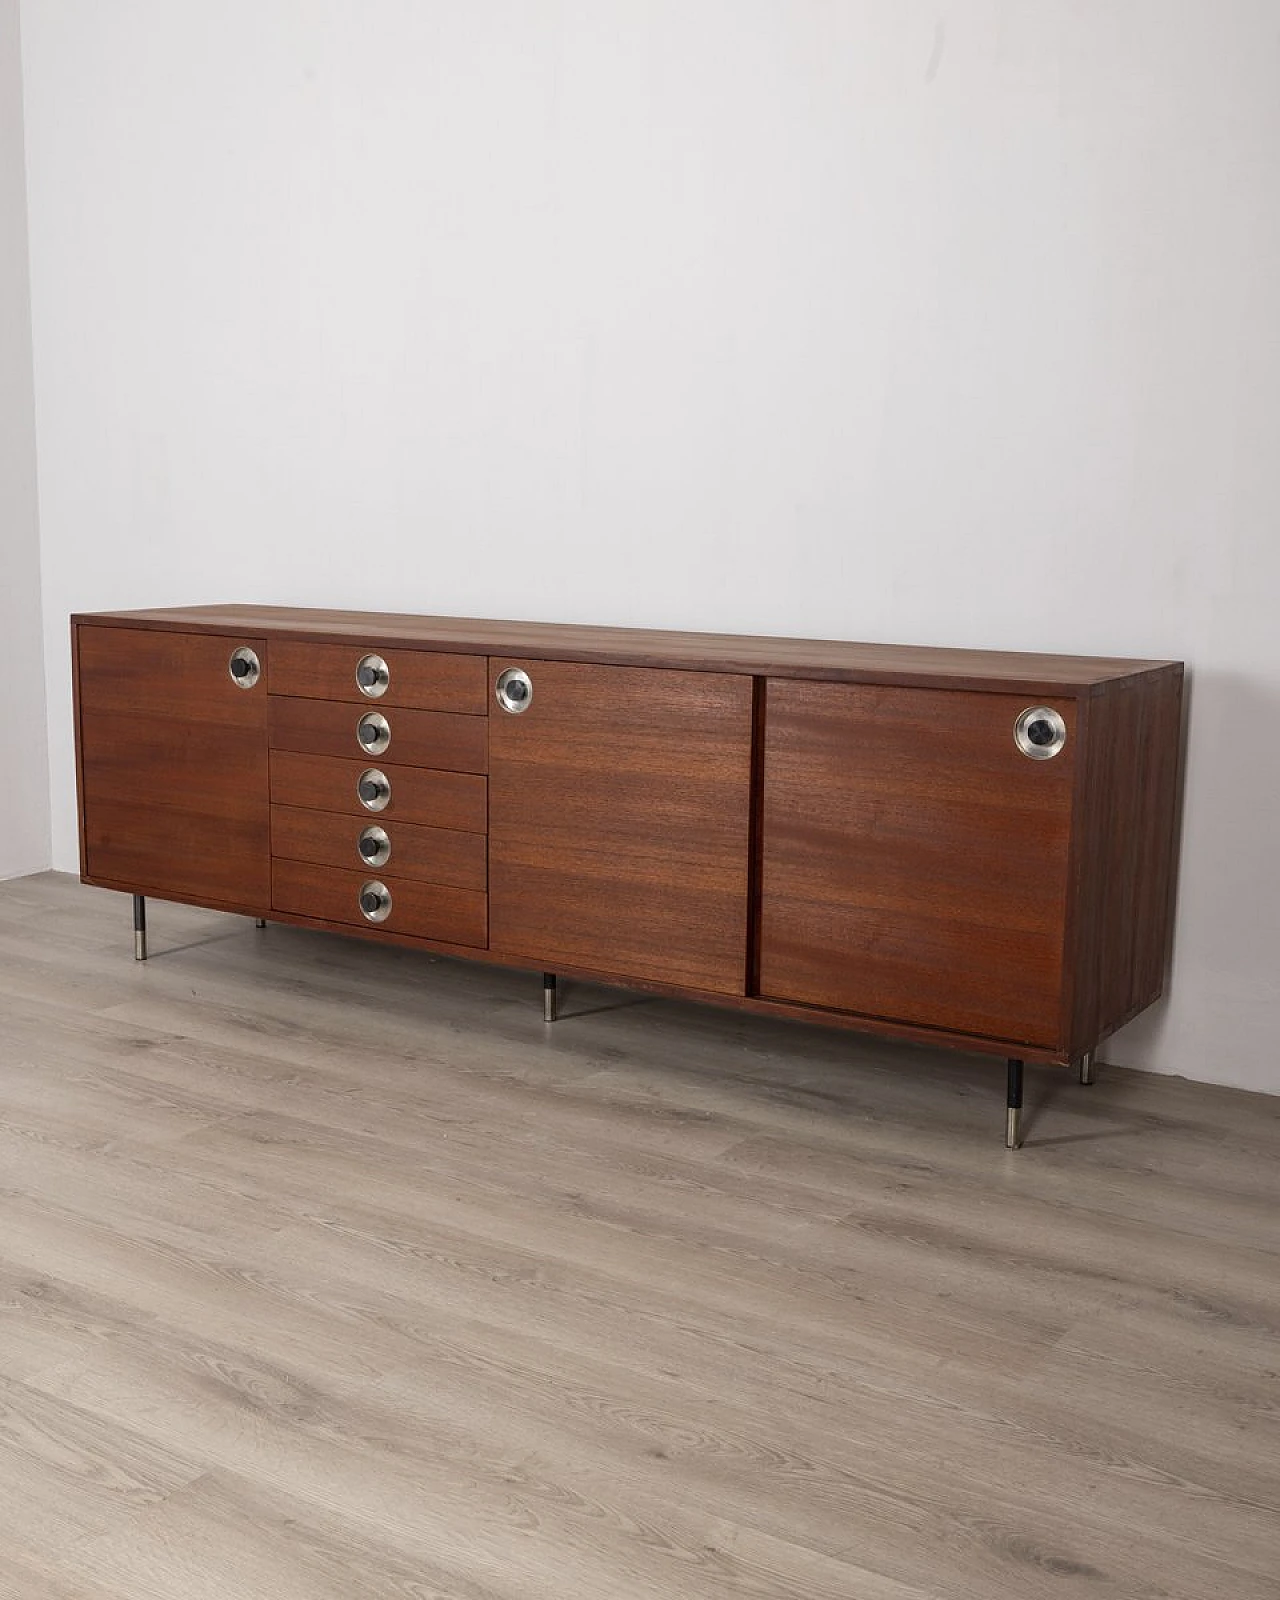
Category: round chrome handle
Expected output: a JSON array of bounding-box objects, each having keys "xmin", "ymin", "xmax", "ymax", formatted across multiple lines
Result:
[
  {"xmin": 356, "ymin": 711, "xmax": 391, "ymax": 755},
  {"xmin": 495, "ymin": 667, "xmax": 532, "ymax": 714},
  {"xmin": 356, "ymin": 653, "xmax": 390, "ymax": 698},
  {"xmin": 357, "ymin": 824, "xmax": 391, "ymax": 867},
  {"xmin": 1015, "ymin": 706, "xmax": 1067, "ymax": 760},
  {"xmin": 359, "ymin": 879, "xmax": 392, "ymax": 923},
  {"xmin": 228, "ymin": 646, "xmax": 260, "ymax": 689},
  {"xmin": 357, "ymin": 767, "xmax": 391, "ymax": 810}
]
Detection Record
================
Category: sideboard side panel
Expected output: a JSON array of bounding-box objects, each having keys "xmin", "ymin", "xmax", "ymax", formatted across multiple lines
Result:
[{"xmin": 1067, "ymin": 665, "xmax": 1185, "ymax": 1055}]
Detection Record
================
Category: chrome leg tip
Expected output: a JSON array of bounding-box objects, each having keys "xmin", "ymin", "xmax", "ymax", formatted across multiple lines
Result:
[
  {"xmin": 134, "ymin": 932, "xmax": 147, "ymax": 962},
  {"xmin": 1005, "ymin": 1107, "xmax": 1022, "ymax": 1150},
  {"xmin": 255, "ymin": 918, "xmax": 267, "ymax": 929},
  {"xmin": 1079, "ymin": 1052, "xmax": 1096, "ymax": 1086}
]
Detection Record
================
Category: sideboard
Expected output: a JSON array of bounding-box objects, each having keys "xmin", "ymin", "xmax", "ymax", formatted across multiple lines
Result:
[{"xmin": 71, "ymin": 606, "xmax": 1184, "ymax": 1148}]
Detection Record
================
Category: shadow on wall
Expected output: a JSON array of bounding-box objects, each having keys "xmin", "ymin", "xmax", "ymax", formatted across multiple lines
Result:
[{"xmin": 1109, "ymin": 666, "xmax": 1280, "ymax": 1087}]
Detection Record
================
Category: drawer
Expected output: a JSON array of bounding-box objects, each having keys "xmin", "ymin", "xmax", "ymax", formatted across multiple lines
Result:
[
  {"xmin": 271, "ymin": 804, "xmax": 486, "ymax": 891},
  {"xmin": 268, "ymin": 641, "xmax": 487, "ymax": 714},
  {"xmin": 269, "ymin": 695, "xmax": 487, "ymax": 774},
  {"xmin": 272, "ymin": 859, "xmax": 487, "ymax": 949},
  {"xmin": 270, "ymin": 751, "xmax": 487, "ymax": 834}
]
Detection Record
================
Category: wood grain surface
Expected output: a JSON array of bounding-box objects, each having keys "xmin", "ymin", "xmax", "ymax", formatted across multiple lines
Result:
[
  {"xmin": 267, "ymin": 640, "xmax": 488, "ymax": 713},
  {"xmin": 84, "ymin": 799, "xmax": 268, "ymax": 911},
  {"xmin": 0, "ymin": 872, "xmax": 1275, "ymax": 1599},
  {"xmin": 271, "ymin": 859, "xmax": 487, "ymax": 949},
  {"xmin": 488, "ymin": 660, "xmax": 753, "ymax": 996},
  {"xmin": 760, "ymin": 682, "xmax": 1076, "ymax": 1048},
  {"xmin": 72, "ymin": 605, "xmax": 1180, "ymax": 694},
  {"xmin": 1066, "ymin": 665, "xmax": 1185, "ymax": 1055},
  {"xmin": 75, "ymin": 625, "xmax": 267, "ymax": 726},
  {"xmin": 81, "ymin": 713, "xmax": 266, "ymax": 821},
  {"xmin": 76, "ymin": 628, "xmax": 269, "ymax": 908},
  {"xmin": 270, "ymin": 804, "xmax": 487, "ymax": 892},
  {"xmin": 268, "ymin": 751, "xmax": 487, "ymax": 835},
  {"xmin": 268, "ymin": 694, "xmax": 488, "ymax": 774}
]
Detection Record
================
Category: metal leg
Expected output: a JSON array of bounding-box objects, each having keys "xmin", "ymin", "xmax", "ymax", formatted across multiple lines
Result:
[
  {"xmin": 543, "ymin": 972, "xmax": 558, "ymax": 1023},
  {"xmin": 1006, "ymin": 1058, "xmax": 1024, "ymax": 1150},
  {"xmin": 255, "ymin": 918, "xmax": 267, "ymax": 929},
  {"xmin": 133, "ymin": 895, "xmax": 147, "ymax": 962},
  {"xmin": 1078, "ymin": 1051, "xmax": 1096, "ymax": 1086}
]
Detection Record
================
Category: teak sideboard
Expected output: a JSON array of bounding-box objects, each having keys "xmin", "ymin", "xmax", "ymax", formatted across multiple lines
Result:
[{"xmin": 71, "ymin": 606, "xmax": 1185, "ymax": 1148}]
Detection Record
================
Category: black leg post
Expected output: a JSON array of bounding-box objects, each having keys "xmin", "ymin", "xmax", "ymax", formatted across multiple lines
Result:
[
  {"xmin": 255, "ymin": 918, "xmax": 267, "ymax": 929},
  {"xmin": 133, "ymin": 895, "xmax": 147, "ymax": 962},
  {"xmin": 543, "ymin": 972, "xmax": 558, "ymax": 1023},
  {"xmin": 1006, "ymin": 1058, "xmax": 1024, "ymax": 1149}
]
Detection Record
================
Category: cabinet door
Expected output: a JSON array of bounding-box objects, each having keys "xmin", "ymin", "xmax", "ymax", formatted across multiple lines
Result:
[
  {"xmin": 76, "ymin": 626, "xmax": 269, "ymax": 908},
  {"xmin": 760, "ymin": 681, "xmax": 1076, "ymax": 1047},
  {"xmin": 489, "ymin": 661, "xmax": 752, "ymax": 995}
]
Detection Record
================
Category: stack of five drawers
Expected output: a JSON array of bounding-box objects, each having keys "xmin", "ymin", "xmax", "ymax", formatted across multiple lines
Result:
[{"xmin": 267, "ymin": 642, "xmax": 489, "ymax": 948}]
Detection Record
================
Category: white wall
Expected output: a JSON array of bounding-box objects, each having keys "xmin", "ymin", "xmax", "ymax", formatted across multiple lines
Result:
[
  {"xmin": 0, "ymin": 0, "xmax": 48, "ymax": 880},
  {"xmin": 21, "ymin": 2, "xmax": 1280, "ymax": 1091}
]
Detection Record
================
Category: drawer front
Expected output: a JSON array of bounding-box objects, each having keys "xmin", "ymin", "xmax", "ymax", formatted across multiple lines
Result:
[
  {"xmin": 272, "ymin": 859, "xmax": 487, "ymax": 949},
  {"xmin": 269, "ymin": 696, "xmax": 487, "ymax": 774},
  {"xmin": 78, "ymin": 626, "xmax": 267, "ymax": 726},
  {"xmin": 268, "ymin": 641, "xmax": 487, "ymax": 714},
  {"xmin": 271, "ymin": 804, "xmax": 486, "ymax": 891},
  {"xmin": 270, "ymin": 751, "xmax": 487, "ymax": 834}
]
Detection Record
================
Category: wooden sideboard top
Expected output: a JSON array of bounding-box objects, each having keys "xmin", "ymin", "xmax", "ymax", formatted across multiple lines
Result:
[{"xmin": 72, "ymin": 605, "xmax": 1181, "ymax": 695}]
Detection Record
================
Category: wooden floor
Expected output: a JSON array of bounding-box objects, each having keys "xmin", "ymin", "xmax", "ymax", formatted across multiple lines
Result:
[{"xmin": 0, "ymin": 873, "xmax": 1276, "ymax": 1599}]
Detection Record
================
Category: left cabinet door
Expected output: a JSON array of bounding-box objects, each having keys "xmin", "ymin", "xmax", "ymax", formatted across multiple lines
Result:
[{"xmin": 75, "ymin": 626, "xmax": 270, "ymax": 909}]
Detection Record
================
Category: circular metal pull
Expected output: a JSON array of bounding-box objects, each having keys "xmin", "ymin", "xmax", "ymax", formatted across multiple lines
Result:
[
  {"xmin": 228, "ymin": 646, "xmax": 260, "ymax": 689},
  {"xmin": 1015, "ymin": 706, "xmax": 1067, "ymax": 760},
  {"xmin": 359, "ymin": 879, "xmax": 392, "ymax": 923},
  {"xmin": 357, "ymin": 767, "xmax": 391, "ymax": 811},
  {"xmin": 356, "ymin": 711, "xmax": 391, "ymax": 755},
  {"xmin": 357, "ymin": 824, "xmax": 391, "ymax": 867},
  {"xmin": 495, "ymin": 667, "xmax": 532, "ymax": 714},
  {"xmin": 356, "ymin": 653, "xmax": 390, "ymax": 698}
]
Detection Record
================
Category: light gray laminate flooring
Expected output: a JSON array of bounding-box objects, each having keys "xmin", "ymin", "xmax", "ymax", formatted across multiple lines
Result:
[{"xmin": 0, "ymin": 872, "xmax": 1276, "ymax": 1599}]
